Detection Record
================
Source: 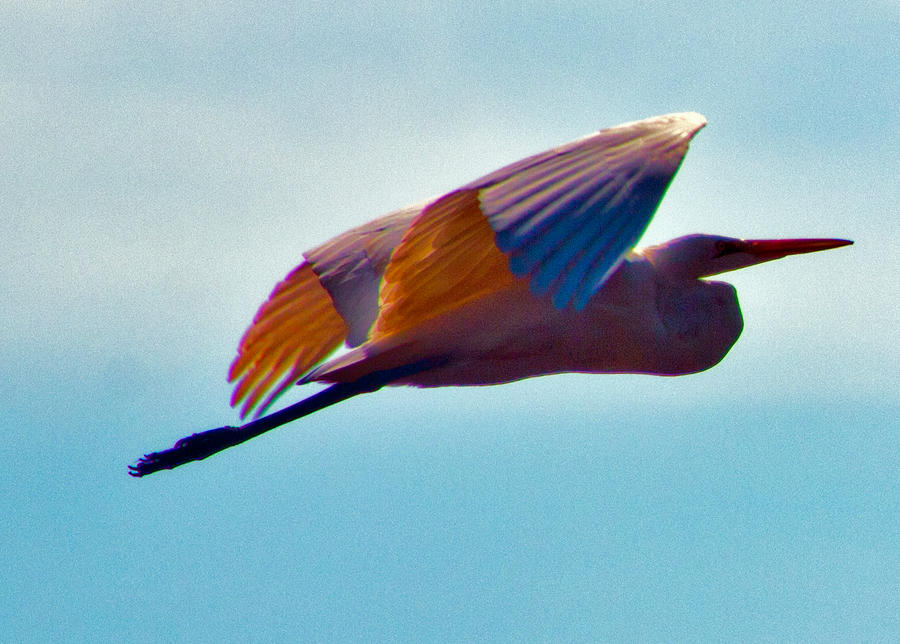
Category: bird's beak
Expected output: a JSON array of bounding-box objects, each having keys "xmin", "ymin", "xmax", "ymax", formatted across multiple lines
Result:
[
  {"xmin": 739, "ymin": 238, "xmax": 853, "ymax": 264},
  {"xmin": 698, "ymin": 237, "xmax": 852, "ymax": 278}
]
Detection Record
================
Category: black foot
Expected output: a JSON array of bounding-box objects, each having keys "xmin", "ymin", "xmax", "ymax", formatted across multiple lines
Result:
[{"xmin": 128, "ymin": 426, "xmax": 240, "ymax": 477}]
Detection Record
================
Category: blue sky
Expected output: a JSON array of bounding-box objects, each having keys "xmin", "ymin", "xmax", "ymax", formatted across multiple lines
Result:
[{"xmin": 2, "ymin": 2, "xmax": 898, "ymax": 641}]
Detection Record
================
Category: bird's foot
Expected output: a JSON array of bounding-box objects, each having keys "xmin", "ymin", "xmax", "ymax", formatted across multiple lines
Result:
[{"xmin": 128, "ymin": 426, "xmax": 239, "ymax": 477}]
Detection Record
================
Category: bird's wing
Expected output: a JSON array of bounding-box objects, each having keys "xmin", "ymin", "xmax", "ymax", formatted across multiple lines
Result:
[
  {"xmin": 477, "ymin": 111, "xmax": 706, "ymax": 310},
  {"xmin": 305, "ymin": 203, "xmax": 424, "ymax": 345},
  {"xmin": 228, "ymin": 205, "xmax": 422, "ymax": 418},
  {"xmin": 228, "ymin": 262, "xmax": 348, "ymax": 418},
  {"xmin": 373, "ymin": 112, "xmax": 706, "ymax": 340}
]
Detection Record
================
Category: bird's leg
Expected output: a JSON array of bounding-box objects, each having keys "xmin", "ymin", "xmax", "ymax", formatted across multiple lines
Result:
[
  {"xmin": 128, "ymin": 382, "xmax": 359, "ymax": 477},
  {"xmin": 128, "ymin": 359, "xmax": 443, "ymax": 477}
]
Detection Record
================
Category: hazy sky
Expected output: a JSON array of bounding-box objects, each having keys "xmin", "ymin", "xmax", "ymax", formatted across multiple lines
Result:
[{"xmin": 2, "ymin": 2, "xmax": 898, "ymax": 641}]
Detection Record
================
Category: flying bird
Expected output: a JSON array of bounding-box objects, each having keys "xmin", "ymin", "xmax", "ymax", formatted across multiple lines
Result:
[{"xmin": 129, "ymin": 112, "xmax": 851, "ymax": 477}]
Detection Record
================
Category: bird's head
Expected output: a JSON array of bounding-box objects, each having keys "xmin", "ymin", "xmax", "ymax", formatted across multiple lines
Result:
[{"xmin": 641, "ymin": 234, "xmax": 853, "ymax": 281}]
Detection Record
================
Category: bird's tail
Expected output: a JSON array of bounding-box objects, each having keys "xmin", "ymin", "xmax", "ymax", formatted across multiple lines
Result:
[{"xmin": 128, "ymin": 359, "xmax": 442, "ymax": 477}]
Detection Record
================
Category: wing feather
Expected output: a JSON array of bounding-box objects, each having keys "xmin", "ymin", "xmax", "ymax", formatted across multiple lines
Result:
[
  {"xmin": 228, "ymin": 207, "xmax": 422, "ymax": 418},
  {"xmin": 228, "ymin": 263, "xmax": 348, "ymax": 418},
  {"xmin": 478, "ymin": 112, "xmax": 707, "ymax": 309},
  {"xmin": 304, "ymin": 204, "xmax": 423, "ymax": 345},
  {"xmin": 373, "ymin": 189, "xmax": 518, "ymax": 340}
]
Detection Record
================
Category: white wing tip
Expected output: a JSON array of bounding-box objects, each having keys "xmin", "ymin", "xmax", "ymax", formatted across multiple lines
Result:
[
  {"xmin": 617, "ymin": 111, "xmax": 707, "ymax": 135},
  {"xmin": 664, "ymin": 111, "xmax": 707, "ymax": 134},
  {"xmin": 570, "ymin": 112, "xmax": 707, "ymax": 149}
]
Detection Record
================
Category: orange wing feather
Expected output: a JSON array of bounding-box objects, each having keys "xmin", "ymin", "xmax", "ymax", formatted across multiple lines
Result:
[
  {"xmin": 228, "ymin": 262, "xmax": 348, "ymax": 418},
  {"xmin": 373, "ymin": 189, "xmax": 523, "ymax": 340}
]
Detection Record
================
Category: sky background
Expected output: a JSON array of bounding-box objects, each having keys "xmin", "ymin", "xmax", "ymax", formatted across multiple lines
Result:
[{"xmin": 2, "ymin": 1, "xmax": 898, "ymax": 641}]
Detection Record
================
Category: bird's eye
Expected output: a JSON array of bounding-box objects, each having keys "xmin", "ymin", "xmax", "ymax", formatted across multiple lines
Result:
[{"xmin": 713, "ymin": 240, "xmax": 738, "ymax": 258}]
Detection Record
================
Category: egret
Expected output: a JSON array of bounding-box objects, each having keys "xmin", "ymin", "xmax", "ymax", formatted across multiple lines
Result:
[{"xmin": 129, "ymin": 112, "xmax": 851, "ymax": 477}]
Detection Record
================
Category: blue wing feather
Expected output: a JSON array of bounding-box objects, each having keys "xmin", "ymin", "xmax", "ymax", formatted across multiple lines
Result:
[
  {"xmin": 550, "ymin": 200, "xmax": 638, "ymax": 309},
  {"xmin": 470, "ymin": 112, "xmax": 706, "ymax": 309},
  {"xmin": 529, "ymin": 192, "xmax": 631, "ymax": 298},
  {"xmin": 495, "ymin": 172, "xmax": 619, "ymax": 254}
]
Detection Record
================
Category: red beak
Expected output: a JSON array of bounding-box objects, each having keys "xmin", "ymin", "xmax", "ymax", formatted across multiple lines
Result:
[{"xmin": 741, "ymin": 238, "xmax": 853, "ymax": 261}]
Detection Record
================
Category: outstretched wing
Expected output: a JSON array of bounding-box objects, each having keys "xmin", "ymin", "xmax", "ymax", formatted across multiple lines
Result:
[
  {"xmin": 228, "ymin": 205, "xmax": 422, "ymax": 418},
  {"xmin": 477, "ymin": 112, "xmax": 706, "ymax": 310},
  {"xmin": 373, "ymin": 112, "xmax": 706, "ymax": 340}
]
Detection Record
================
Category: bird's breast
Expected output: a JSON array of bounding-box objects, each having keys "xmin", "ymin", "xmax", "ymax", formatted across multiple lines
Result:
[{"xmin": 651, "ymin": 279, "xmax": 743, "ymax": 374}]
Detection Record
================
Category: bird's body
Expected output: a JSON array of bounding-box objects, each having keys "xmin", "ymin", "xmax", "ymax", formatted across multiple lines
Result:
[
  {"xmin": 130, "ymin": 112, "xmax": 850, "ymax": 476},
  {"xmin": 299, "ymin": 246, "xmax": 742, "ymax": 389}
]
